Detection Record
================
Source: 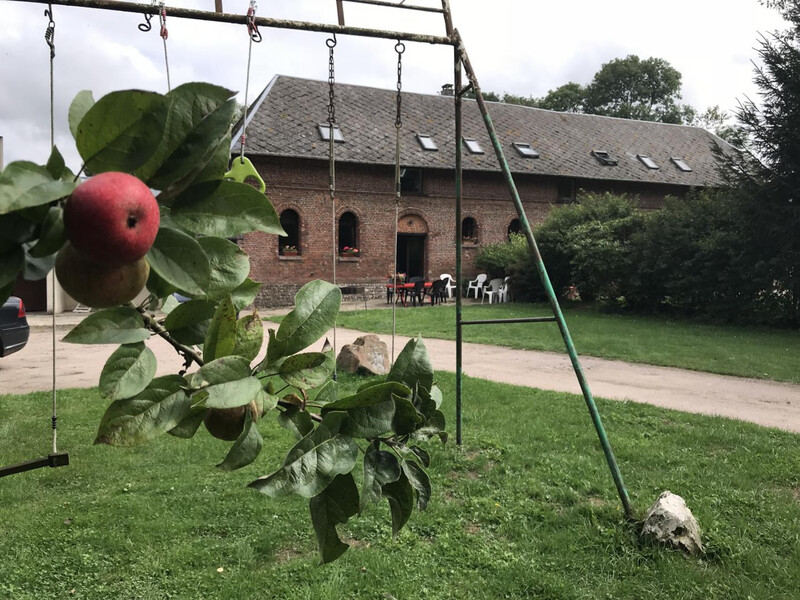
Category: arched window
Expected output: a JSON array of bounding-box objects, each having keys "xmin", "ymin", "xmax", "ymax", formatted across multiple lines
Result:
[
  {"xmin": 279, "ymin": 209, "xmax": 300, "ymax": 255},
  {"xmin": 461, "ymin": 217, "xmax": 477, "ymax": 244},
  {"xmin": 338, "ymin": 211, "xmax": 359, "ymax": 255},
  {"xmin": 508, "ymin": 218, "xmax": 521, "ymax": 238}
]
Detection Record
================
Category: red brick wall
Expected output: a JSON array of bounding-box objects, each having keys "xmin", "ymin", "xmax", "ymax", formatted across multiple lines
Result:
[{"xmin": 243, "ymin": 156, "xmax": 687, "ymax": 307}]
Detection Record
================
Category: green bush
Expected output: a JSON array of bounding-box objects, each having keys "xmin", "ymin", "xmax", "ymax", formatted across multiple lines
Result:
[{"xmin": 473, "ymin": 233, "xmax": 528, "ymax": 279}]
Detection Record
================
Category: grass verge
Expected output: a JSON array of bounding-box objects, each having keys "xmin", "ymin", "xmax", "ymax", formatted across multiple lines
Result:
[
  {"xmin": 2, "ymin": 376, "xmax": 799, "ymax": 599},
  {"xmin": 323, "ymin": 302, "xmax": 800, "ymax": 383}
]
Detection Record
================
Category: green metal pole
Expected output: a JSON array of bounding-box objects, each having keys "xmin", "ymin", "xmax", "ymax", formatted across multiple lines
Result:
[
  {"xmin": 454, "ymin": 43, "xmax": 464, "ymax": 446},
  {"xmin": 454, "ymin": 30, "xmax": 634, "ymax": 519}
]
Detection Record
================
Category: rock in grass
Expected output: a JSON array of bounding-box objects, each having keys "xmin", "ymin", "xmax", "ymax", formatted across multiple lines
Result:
[
  {"xmin": 642, "ymin": 491, "xmax": 703, "ymax": 556},
  {"xmin": 336, "ymin": 334, "xmax": 389, "ymax": 376}
]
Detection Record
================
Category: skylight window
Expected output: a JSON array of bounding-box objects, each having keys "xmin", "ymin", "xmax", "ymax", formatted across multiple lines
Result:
[
  {"xmin": 463, "ymin": 138, "xmax": 484, "ymax": 154},
  {"xmin": 416, "ymin": 133, "xmax": 438, "ymax": 151},
  {"xmin": 637, "ymin": 154, "xmax": 659, "ymax": 169},
  {"xmin": 592, "ymin": 150, "xmax": 618, "ymax": 166},
  {"xmin": 513, "ymin": 142, "xmax": 539, "ymax": 158},
  {"xmin": 317, "ymin": 123, "xmax": 344, "ymax": 142},
  {"xmin": 670, "ymin": 157, "xmax": 693, "ymax": 172}
]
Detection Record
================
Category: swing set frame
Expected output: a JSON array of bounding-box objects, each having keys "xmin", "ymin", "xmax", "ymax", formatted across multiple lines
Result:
[{"xmin": 4, "ymin": 0, "xmax": 634, "ymax": 519}]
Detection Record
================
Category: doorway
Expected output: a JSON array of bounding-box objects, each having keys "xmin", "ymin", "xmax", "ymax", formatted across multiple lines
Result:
[{"xmin": 396, "ymin": 234, "xmax": 426, "ymax": 279}]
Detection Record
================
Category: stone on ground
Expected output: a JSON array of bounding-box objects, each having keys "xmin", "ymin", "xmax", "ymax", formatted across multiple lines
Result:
[
  {"xmin": 641, "ymin": 490, "xmax": 703, "ymax": 555},
  {"xmin": 336, "ymin": 334, "xmax": 389, "ymax": 376}
]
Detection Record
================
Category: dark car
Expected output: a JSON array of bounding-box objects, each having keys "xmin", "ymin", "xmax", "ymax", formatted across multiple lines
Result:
[{"xmin": 0, "ymin": 296, "xmax": 30, "ymax": 357}]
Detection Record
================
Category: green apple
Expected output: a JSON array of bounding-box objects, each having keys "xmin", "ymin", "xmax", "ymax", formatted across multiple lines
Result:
[
  {"xmin": 204, "ymin": 401, "xmax": 259, "ymax": 441},
  {"xmin": 55, "ymin": 242, "xmax": 149, "ymax": 308}
]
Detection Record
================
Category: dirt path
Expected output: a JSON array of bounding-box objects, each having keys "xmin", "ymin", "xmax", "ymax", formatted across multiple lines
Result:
[{"xmin": 3, "ymin": 319, "xmax": 800, "ymax": 434}]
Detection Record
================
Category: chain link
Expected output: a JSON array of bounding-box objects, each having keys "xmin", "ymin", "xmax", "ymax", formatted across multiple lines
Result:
[
  {"xmin": 44, "ymin": 6, "xmax": 55, "ymax": 59},
  {"xmin": 327, "ymin": 35, "xmax": 337, "ymax": 125},
  {"xmin": 395, "ymin": 41, "xmax": 404, "ymax": 128}
]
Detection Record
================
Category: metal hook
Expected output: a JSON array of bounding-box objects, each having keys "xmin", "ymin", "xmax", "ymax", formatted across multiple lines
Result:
[
  {"xmin": 138, "ymin": 12, "xmax": 153, "ymax": 32},
  {"xmin": 43, "ymin": 8, "xmax": 55, "ymax": 58},
  {"xmin": 326, "ymin": 33, "xmax": 337, "ymax": 48},
  {"xmin": 246, "ymin": 6, "xmax": 262, "ymax": 43},
  {"xmin": 395, "ymin": 40, "xmax": 405, "ymax": 55}
]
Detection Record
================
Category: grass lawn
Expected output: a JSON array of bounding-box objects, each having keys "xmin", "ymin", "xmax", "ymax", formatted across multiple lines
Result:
[
  {"xmin": 2, "ymin": 375, "xmax": 799, "ymax": 599},
  {"xmin": 327, "ymin": 302, "xmax": 800, "ymax": 383}
]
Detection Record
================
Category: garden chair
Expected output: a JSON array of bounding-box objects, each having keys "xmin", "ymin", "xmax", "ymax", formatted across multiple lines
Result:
[
  {"xmin": 481, "ymin": 277, "xmax": 505, "ymax": 304},
  {"xmin": 498, "ymin": 276, "xmax": 511, "ymax": 303},
  {"xmin": 408, "ymin": 278, "xmax": 427, "ymax": 307},
  {"xmin": 466, "ymin": 273, "xmax": 487, "ymax": 299},
  {"xmin": 429, "ymin": 279, "xmax": 447, "ymax": 306},
  {"xmin": 440, "ymin": 273, "xmax": 456, "ymax": 299}
]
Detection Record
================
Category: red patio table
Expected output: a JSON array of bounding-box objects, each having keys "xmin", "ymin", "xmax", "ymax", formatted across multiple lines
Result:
[{"xmin": 386, "ymin": 281, "xmax": 432, "ymax": 307}]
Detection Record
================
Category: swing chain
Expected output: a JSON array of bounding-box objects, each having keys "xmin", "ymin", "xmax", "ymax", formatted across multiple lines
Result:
[
  {"xmin": 44, "ymin": 5, "xmax": 55, "ymax": 59},
  {"xmin": 247, "ymin": 0, "xmax": 262, "ymax": 43},
  {"xmin": 327, "ymin": 34, "xmax": 337, "ymax": 125},
  {"xmin": 395, "ymin": 40, "xmax": 404, "ymax": 129}
]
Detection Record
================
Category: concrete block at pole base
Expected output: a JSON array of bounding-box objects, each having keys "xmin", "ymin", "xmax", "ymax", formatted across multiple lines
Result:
[
  {"xmin": 336, "ymin": 334, "xmax": 389, "ymax": 376},
  {"xmin": 641, "ymin": 491, "xmax": 703, "ymax": 556}
]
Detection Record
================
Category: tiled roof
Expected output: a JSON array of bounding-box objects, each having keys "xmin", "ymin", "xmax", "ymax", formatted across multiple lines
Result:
[{"xmin": 236, "ymin": 75, "xmax": 734, "ymax": 187}]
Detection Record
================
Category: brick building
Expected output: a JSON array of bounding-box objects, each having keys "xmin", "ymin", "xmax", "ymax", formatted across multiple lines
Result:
[{"xmin": 235, "ymin": 75, "xmax": 732, "ymax": 307}]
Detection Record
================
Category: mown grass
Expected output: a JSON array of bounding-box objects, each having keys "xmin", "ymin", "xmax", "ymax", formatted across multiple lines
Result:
[
  {"xmin": 326, "ymin": 302, "xmax": 800, "ymax": 383},
  {"xmin": 2, "ymin": 376, "xmax": 800, "ymax": 599}
]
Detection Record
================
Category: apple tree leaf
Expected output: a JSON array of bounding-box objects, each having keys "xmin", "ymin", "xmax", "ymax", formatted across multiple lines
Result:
[
  {"xmin": 0, "ymin": 161, "xmax": 77, "ymax": 216},
  {"xmin": 231, "ymin": 278, "xmax": 261, "ymax": 312},
  {"xmin": 361, "ymin": 441, "xmax": 401, "ymax": 509},
  {"xmin": 198, "ymin": 236, "xmax": 249, "ymax": 299},
  {"xmin": 266, "ymin": 280, "xmax": 341, "ymax": 364},
  {"xmin": 277, "ymin": 405, "xmax": 315, "ymax": 441},
  {"xmin": 94, "ymin": 375, "xmax": 191, "ymax": 446},
  {"xmin": 402, "ymin": 460, "xmax": 431, "ymax": 510},
  {"xmin": 99, "ymin": 341, "xmax": 158, "ymax": 401},
  {"xmin": 204, "ymin": 295, "xmax": 236, "ymax": 362},
  {"xmin": 76, "ymin": 89, "xmax": 168, "ymax": 174},
  {"xmin": 68, "ymin": 90, "xmax": 95, "ymax": 139},
  {"xmin": 45, "ymin": 146, "xmax": 66, "ymax": 180},
  {"xmin": 387, "ymin": 337, "xmax": 433, "ymax": 393},
  {"xmin": 29, "ymin": 206, "xmax": 66, "ymax": 258},
  {"xmin": 233, "ymin": 313, "xmax": 264, "ymax": 362},
  {"xmin": 382, "ymin": 471, "xmax": 415, "ymax": 536},
  {"xmin": 0, "ymin": 246, "xmax": 24, "ymax": 289},
  {"xmin": 310, "ymin": 473, "xmax": 359, "ymax": 565},
  {"xmin": 170, "ymin": 180, "xmax": 284, "ymax": 237},
  {"xmin": 278, "ymin": 351, "xmax": 335, "ymax": 390},
  {"xmin": 191, "ymin": 355, "xmax": 261, "ymax": 409},
  {"xmin": 62, "ymin": 306, "xmax": 150, "ymax": 345},
  {"xmin": 217, "ymin": 409, "xmax": 263, "ymax": 472},
  {"xmin": 163, "ymin": 298, "xmax": 216, "ymax": 346},
  {"xmin": 146, "ymin": 226, "xmax": 210, "ymax": 295},
  {"xmin": 249, "ymin": 416, "xmax": 358, "ymax": 499},
  {"xmin": 321, "ymin": 381, "xmax": 414, "ymax": 439}
]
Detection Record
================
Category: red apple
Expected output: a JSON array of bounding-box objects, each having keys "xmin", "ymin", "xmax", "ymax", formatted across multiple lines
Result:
[
  {"xmin": 55, "ymin": 242, "xmax": 150, "ymax": 308},
  {"xmin": 64, "ymin": 172, "xmax": 159, "ymax": 266}
]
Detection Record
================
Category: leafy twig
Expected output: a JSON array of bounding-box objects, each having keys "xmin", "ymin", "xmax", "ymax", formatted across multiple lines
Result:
[{"xmin": 138, "ymin": 308, "xmax": 205, "ymax": 369}]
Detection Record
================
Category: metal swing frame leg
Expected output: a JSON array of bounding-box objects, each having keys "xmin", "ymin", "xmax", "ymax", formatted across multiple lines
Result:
[{"xmin": 0, "ymin": 452, "xmax": 69, "ymax": 478}]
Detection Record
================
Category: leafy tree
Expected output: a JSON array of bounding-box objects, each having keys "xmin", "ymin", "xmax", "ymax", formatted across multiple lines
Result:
[
  {"xmin": 0, "ymin": 85, "xmax": 447, "ymax": 564},
  {"xmin": 532, "ymin": 82, "xmax": 586, "ymax": 113}
]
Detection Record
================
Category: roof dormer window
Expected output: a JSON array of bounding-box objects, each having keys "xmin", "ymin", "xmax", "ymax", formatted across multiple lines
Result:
[
  {"xmin": 592, "ymin": 150, "xmax": 618, "ymax": 166},
  {"xmin": 317, "ymin": 123, "xmax": 344, "ymax": 142},
  {"xmin": 671, "ymin": 157, "xmax": 693, "ymax": 172},
  {"xmin": 463, "ymin": 138, "xmax": 484, "ymax": 154},
  {"xmin": 416, "ymin": 133, "xmax": 438, "ymax": 151},
  {"xmin": 637, "ymin": 154, "xmax": 659, "ymax": 169},
  {"xmin": 513, "ymin": 142, "xmax": 539, "ymax": 158}
]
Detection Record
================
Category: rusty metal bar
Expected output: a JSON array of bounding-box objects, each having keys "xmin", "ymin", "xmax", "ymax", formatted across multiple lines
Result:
[
  {"xmin": 441, "ymin": 0, "xmax": 454, "ymax": 37},
  {"xmin": 454, "ymin": 40, "xmax": 464, "ymax": 446},
  {"xmin": 9, "ymin": 0, "xmax": 455, "ymax": 45},
  {"xmin": 461, "ymin": 317, "xmax": 557, "ymax": 326},
  {"xmin": 214, "ymin": 0, "xmax": 222, "ymax": 14},
  {"xmin": 342, "ymin": 0, "xmax": 444, "ymax": 13},
  {"xmin": 336, "ymin": 0, "xmax": 345, "ymax": 25},
  {"xmin": 454, "ymin": 28, "xmax": 635, "ymax": 520}
]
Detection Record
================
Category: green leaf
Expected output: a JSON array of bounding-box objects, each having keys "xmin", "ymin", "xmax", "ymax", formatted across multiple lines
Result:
[
  {"xmin": 312, "ymin": 379, "xmax": 338, "ymax": 406},
  {"xmin": 0, "ymin": 213, "xmax": 37, "ymax": 253},
  {"xmin": 402, "ymin": 460, "xmax": 431, "ymax": 510},
  {"xmin": 277, "ymin": 405, "xmax": 315, "ymax": 440},
  {"xmin": 310, "ymin": 473, "xmax": 359, "ymax": 565},
  {"xmin": 382, "ymin": 472, "xmax": 415, "ymax": 536},
  {"xmin": 62, "ymin": 307, "xmax": 150, "ymax": 345},
  {"xmin": 217, "ymin": 409, "xmax": 263, "ymax": 472},
  {"xmin": 136, "ymin": 83, "xmax": 236, "ymax": 193},
  {"xmin": 322, "ymin": 382, "xmax": 414, "ymax": 439},
  {"xmin": 99, "ymin": 342, "xmax": 157, "ymax": 400},
  {"xmin": 45, "ymin": 146, "xmax": 66, "ymax": 180},
  {"xmin": 266, "ymin": 281, "xmax": 341, "ymax": 364},
  {"xmin": 0, "ymin": 161, "xmax": 77, "ymax": 215},
  {"xmin": 76, "ymin": 89, "xmax": 168, "ymax": 174},
  {"xmin": 204, "ymin": 295, "xmax": 237, "ymax": 362},
  {"xmin": 362, "ymin": 442, "xmax": 401, "ymax": 509},
  {"xmin": 412, "ymin": 410, "xmax": 447, "ymax": 443},
  {"xmin": 22, "ymin": 241, "xmax": 54, "ymax": 281},
  {"xmin": 95, "ymin": 375, "xmax": 191, "ymax": 446},
  {"xmin": 408, "ymin": 445, "xmax": 431, "ymax": 468},
  {"xmin": 198, "ymin": 237, "xmax": 250, "ymax": 298},
  {"xmin": 249, "ymin": 416, "xmax": 359, "ymax": 499},
  {"xmin": 0, "ymin": 246, "xmax": 24, "ymax": 289},
  {"xmin": 279, "ymin": 352, "xmax": 334, "ymax": 390},
  {"xmin": 68, "ymin": 90, "xmax": 95, "ymax": 139},
  {"xmin": 146, "ymin": 226, "xmax": 210, "ymax": 295},
  {"xmin": 204, "ymin": 378, "xmax": 262, "ymax": 409},
  {"xmin": 163, "ymin": 298, "xmax": 216, "ymax": 345},
  {"xmin": 195, "ymin": 132, "xmax": 232, "ymax": 183},
  {"xmin": 146, "ymin": 267, "xmax": 178, "ymax": 300},
  {"xmin": 29, "ymin": 206, "xmax": 65, "ymax": 258},
  {"xmin": 387, "ymin": 337, "xmax": 434, "ymax": 392},
  {"xmin": 170, "ymin": 180, "xmax": 284, "ymax": 238},
  {"xmin": 231, "ymin": 278, "xmax": 261, "ymax": 312},
  {"xmin": 392, "ymin": 394, "xmax": 424, "ymax": 436},
  {"xmin": 191, "ymin": 355, "xmax": 261, "ymax": 409},
  {"xmin": 233, "ymin": 313, "xmax": 264, "ymax": 362},
  {"xmin": 192, "ymin": 355, "xmax": 251, "ymax": 386},
  {"xmin": 167, "ymin": 407, "xmax": 207, "ymax": 438}
]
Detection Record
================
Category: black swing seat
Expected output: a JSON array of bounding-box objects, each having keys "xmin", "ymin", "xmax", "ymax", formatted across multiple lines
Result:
[{"xmin": 0, "ymin": 452, "xmax": 69, "ymax": 478}]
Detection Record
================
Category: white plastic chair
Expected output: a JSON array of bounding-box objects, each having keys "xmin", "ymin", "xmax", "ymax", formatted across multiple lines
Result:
[
  {"xmin": 440, "ymin": 273, "xmax": 456, "ymax": 299},
  {"xmin": 481, "ymin": 278, "xmax": 505, "ymax": 304},
  {"xmin": 499, "ymin": 276, "xmax": 511, "ymax": 303},
  {"xmin": 466, "ymin": 274, "xmax": 487, "ymax": 299}
]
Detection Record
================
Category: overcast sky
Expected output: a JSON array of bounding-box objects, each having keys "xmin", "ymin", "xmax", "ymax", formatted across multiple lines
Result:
[{"xmin": 0, "ymin": 0, "xmax": 789, "ymax": 170}]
